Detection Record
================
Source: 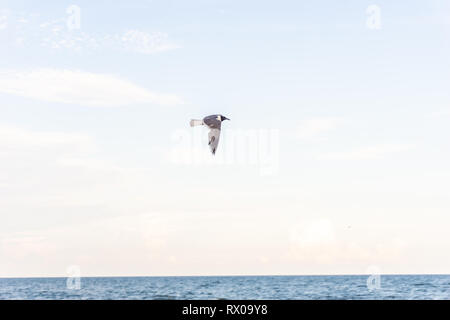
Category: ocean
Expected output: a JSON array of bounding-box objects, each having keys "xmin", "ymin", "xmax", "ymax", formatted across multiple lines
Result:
[{"xmin": 0, "ymin": 275, "xmax": 449, "ymax": 300}]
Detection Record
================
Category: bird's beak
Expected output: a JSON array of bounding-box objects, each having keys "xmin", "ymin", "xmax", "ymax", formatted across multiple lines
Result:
[{"xmin": 224, "ymin": 117, "xmax": 230, "ymax": 121}]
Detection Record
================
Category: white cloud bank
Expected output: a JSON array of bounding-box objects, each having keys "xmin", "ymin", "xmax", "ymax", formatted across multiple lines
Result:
[
  {"xmin": 287, "ymin": 218, "xmax": 407, "ymax": 265},
  {"xmin": 0, "ymin": 69, "xmax": 183, "ymax": 106}
]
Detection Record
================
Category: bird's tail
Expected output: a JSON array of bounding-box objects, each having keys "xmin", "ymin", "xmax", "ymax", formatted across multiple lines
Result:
[{"xmin": 190, "ymin": 119, "xmax": 204, "ymax": 127}]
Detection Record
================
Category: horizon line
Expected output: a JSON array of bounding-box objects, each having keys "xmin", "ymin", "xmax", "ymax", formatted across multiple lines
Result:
[{"xmin": 1, "ymin": 273, "xmax": 449, "ymax": 280}]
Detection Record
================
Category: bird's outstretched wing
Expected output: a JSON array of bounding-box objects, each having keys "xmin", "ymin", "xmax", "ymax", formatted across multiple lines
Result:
[
  {"xmin": 203, "ymin": 116, "xmax": 221, "ymax": 129},
  {"xmin": 208, "ymin": 128, "xmax": 221, "ymax": 155}
]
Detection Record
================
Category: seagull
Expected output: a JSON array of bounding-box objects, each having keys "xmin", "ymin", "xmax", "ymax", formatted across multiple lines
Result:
[{"xmin": 190, "ymin": 114, "xmax": 230, "ymax": 155}]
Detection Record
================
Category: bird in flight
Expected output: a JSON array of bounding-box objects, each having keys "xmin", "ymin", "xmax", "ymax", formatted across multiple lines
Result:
[{"xmin": 190, "ymin": 114, "xmax": 230, "ymax": 155}]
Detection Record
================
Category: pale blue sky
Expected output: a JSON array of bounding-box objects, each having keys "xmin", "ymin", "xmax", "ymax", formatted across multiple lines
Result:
[{"xmin": 0, "ymin": 1, "xmax": 449, "ymax": 277}]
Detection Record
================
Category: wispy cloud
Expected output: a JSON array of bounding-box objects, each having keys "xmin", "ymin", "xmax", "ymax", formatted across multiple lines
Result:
[
  {"xmin": 118, "ymin": 30, "xmax": 180, "ymax": 54},
  {"xmin": 319, "ymin": 143, "xmax": 414, "ymax": 160},
  {"xmin": 429, "ymin": 109, "xmax": 450, "ymax": 117},
  {"xmin": 2, "ymin": 9, "xmax": 180, "ymax": 54},
  {"xmin": 39, "ymin": 26, "xmax": 179, "ymax": 54},
  {"xmin": 0, "ymin": 69, "xmax": 183, "ymax": 106},
  {"xmin": 0, "ymin": 125, "xmax": 93, "ymax": 150},
  {"xmin": 0, "ymin": 9, "xmax": 8, "ymax": 30},
  {"xmin": 296, "ymin": 117, "xmax": 343, "ymax": 141},
  {"xmin": 0, "ymin": 124, "xmax": 132, "ymax": 211}
]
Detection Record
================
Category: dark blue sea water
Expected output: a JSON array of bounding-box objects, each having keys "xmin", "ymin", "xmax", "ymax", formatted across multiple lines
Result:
[{"xmin": 0, "ymin": 275, "xmax": 449, "ymax": 300}]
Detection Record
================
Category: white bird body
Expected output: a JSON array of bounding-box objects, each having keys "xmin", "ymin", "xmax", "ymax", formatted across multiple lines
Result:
[{"xmin": 190, "ymin": 114, "xmax": 230, "ymax": 155}]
